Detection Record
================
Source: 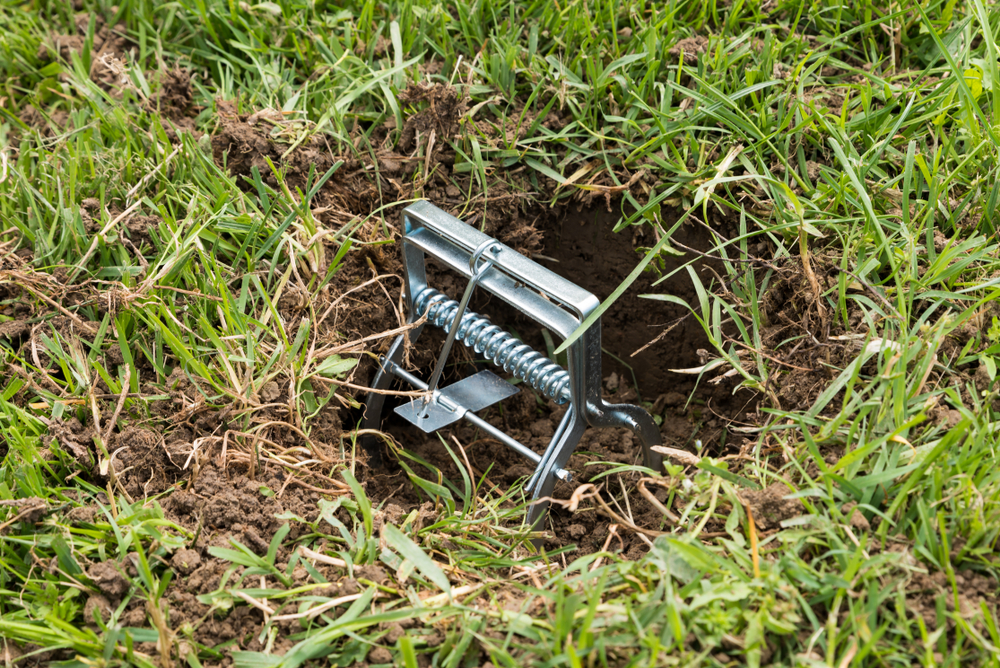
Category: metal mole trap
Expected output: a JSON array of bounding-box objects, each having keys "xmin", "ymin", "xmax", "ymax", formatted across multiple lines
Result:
[{"xmin": 364, "ymin": 201, "xmax": 663, "ymax": 528}]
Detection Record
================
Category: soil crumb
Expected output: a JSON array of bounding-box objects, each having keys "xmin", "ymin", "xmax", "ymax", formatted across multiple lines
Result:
[
  {"xmin": 669, "ymin": 36, "xmax": 710, "ymax": 64},
  {"xmin": 740, "ymin": 483, "xmax": 804, "ymax": 530}
]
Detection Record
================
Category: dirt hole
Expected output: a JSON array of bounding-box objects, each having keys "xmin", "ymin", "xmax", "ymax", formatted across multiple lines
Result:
[{"xmin": 363, "ymin": 204, "xmax": 757, "ymax": 555}]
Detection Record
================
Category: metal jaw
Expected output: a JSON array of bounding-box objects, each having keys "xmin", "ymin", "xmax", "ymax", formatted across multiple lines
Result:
[{"xmin": 363, "ymin": 201, "xmax": 663, "ymax": 532}]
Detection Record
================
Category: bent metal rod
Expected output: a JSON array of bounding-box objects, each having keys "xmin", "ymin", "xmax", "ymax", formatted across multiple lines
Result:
[{"xmin": 364, "ymin": 201, "xmax": 663, "ymax": 529}]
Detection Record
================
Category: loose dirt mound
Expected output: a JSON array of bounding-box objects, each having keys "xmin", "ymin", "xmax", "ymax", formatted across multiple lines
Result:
[
  {"xmin": 148, "ymin": 68, "xmax": 202, "ymax": 140},
  {"xmin": 398, "ymin": 82, "xmax": 467, "ymax": 151},
  {"xmin": 37, "ymin": 12, "xmax": 130, "ymax": 91},
  {"xmin": 46, "ymin": 420, "xmax": 359, "ymax": 662},
  {"xmin": 209, "ymin": 88, "xmax": 550, "ymax": 255}
]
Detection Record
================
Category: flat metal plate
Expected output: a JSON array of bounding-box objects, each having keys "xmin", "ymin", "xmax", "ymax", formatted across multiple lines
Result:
[{"xmin": 395, "ymin": 370, "xmax": 519, "ymax": 433}]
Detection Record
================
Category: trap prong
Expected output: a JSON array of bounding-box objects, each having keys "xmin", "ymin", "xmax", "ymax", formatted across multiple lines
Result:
[{"xmin": 364, "ymin": 201, "xmax": 663, "ymax": 533}]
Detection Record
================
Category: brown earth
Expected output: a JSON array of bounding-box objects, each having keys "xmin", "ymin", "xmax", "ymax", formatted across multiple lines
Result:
[
  {"xmin": 36, "ymin": 11, "xmax": 131, "ymax": 91},
  {"xmin": 363, "ymin": 205, "xmax": 758, "ymax": 555}
]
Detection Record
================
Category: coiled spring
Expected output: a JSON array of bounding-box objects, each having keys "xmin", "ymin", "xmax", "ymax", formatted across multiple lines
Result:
[{"xmin": 413, "ymin": 287, "xmax": 572, "ymax": 404}]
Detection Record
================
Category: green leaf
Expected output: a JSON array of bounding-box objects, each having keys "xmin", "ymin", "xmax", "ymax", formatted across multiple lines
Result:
[
  {"xmin": 267, "ymin": 523, "xmax": 290, "ymax": 565},
  {"xmin": 524, "ymin": 157, "xmax": 566, "ymax": 185},
  {"xmin": 314, "ymin": 355, "xmax": 359, "ymax": 379},
  {"xmin": 697, "ymin": 461, "xmax": 761, "ymax": 490},
  {"xmin": 342, "ymin": 469, "xmax": 372, "ymax": 539},
  {"xmin": 690, "ymin": 582, "xmax": 752, "ymax": 609},
  {"xmin": 383, "ymin": 524, "xmax": 451, "ymax": 594},
  {"xmin": 208, "ymin": 546, "xmax": 267, "ymax": 569},
  {"xmin": 232, "ymin": 651, "xmax": 284, "ymax": 668}
]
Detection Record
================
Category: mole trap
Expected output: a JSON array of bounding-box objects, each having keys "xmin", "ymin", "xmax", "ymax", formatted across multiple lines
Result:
[{"xmin": 364, "ymin": 201, "xmax": 663, "ymax": 528}]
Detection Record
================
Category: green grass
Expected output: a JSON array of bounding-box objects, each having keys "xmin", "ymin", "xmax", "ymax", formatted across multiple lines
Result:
[{"xmin": 3, "ymin": 0, "xmax": 1000, "ymax": 666}]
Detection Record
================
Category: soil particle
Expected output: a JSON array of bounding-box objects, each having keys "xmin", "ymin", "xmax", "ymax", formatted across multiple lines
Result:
[
  {"xmin": 356, "ymin": 564, "xmax": 389, "ymax": 584},
  {"xmin": 123, "ymin": 215, "xmax": 160, "ymax": 252},
  {"xmin": 37, "ymin": 13, "xmax": 130, "ymax": 91},
  {"xmin": 66, "ymin": 504, "xmax": 99, "ymax": 524},
  {"xmin": 121, "ymin": 605, "xmax": 146, "ymax": 627},
  {"xmin": 906, "ymin": 569, "xmax": 998, "ymax": 630},
  {"xmin": 111, "ymin": 427, "xmax": 179, "ymax": 500},
  {"xmin": 0, "ymin": 320, "xmax": 31, "ymax": 346},
  {"xmin": 47, "ymin": 417, "xmax": 96, "ymax": 469},
  {"xmin": 171, "ymin": 548, "xmax": 202, "ymax": 575},
  {"xmin": 148, "ymin": 69, "xmax": 202, "ymax": 141},
  {"xmin": 740, "ymin": 483, "xmax": 804, "ymax": 531},
  {"xmin": 974, "ymin": 362, "xmax": 994, "ymax": 394},
  {"xmin": 240, "ymin": 525, "xmax": 269, "ymax": 554},
  {"xmin": 88, "ymin": 561, "xmax": 130, "ymax": 600},
  {"xmin": 259, "ymin": 380, "xmax": 281, "ymax": 403},
  {"xmin": 0, "ymin": 497, "xmax": 47, "ymax": 528},
  {"xmin": 154, "ymin": 69, "xmax": 195, "ymax": 119},
  {"xmin": 381, "ymin": 622, "xmax": 406, "ymax": 644},
  {"xmin": 83, "ymin": 594, "xmax": 113, "ymax": 625},
  {"xmin": 369, "ymin": 647, "xmax": 393, "ymax": 663},
  {"xmin": 186, "ymin": 558, "xmax": 230, "ymax": 595},
  {"xmin": 842, "ymin": 502, "xmax": 870, "ymax": 532},
  {"xmin": 669, "ymin": 36, "xmax": 710, "ymax": 64}
]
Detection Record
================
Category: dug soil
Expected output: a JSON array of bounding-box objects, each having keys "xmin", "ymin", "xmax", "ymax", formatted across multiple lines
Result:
[{"xmin": 365, "ymin": 205, "xmax": 758, "ymax": 557}]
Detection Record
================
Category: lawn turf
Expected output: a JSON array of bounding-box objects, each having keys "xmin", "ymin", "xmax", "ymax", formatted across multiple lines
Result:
[{"xmin": 3, "ymin": 0, "xmax": 1000, "ymax": 666}]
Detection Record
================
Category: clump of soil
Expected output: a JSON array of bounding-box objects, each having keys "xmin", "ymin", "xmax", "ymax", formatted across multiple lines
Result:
[
  {"xmin": 79, "ymin": 198, "xmax": 161, "ymax": 255},
  {"xmin": 398, "ymin": 82, "xmax": 468, "ymax": 151},
  {"xmin": 44, "ymin": 404, "xmax": 363, "ymax": 661},
  {"xmin": 669, "ymin": 36, "xmax": 710, "ymax": 64},
  {"xmin": 47, "ymin": 417, "xmax": 97, "ymax": 469},
  {"xmin": 111, "ymin": 427, "xmax": 177, "ymax": 500},
  {"xmin": 905, "ymin": 568, "xmax": 998, "ymax": 631},
  {"xmin": 211, "ymin": 101, "xmax": 376, "ymax": 217},
  {"xmin": 147, "ymin": 69, "xmax": 202, "ymax": 140},
  {"xmin": 740, "ymin": 483, "xmax": 804, "ymax": 531},
  {"xmin": 757, "ymin": 256, "xmax": 865, "ymax": 414},
  {"xmin": 87, "ymin": 560, "xmax": 130, "ymax": 599},
  {"xmin": 154, "ymin": 69, "xmax": 195, "ymax": 119},
  {"xmin": 37, "ymin": 12, "xmax": 130, "ymax": 91}
]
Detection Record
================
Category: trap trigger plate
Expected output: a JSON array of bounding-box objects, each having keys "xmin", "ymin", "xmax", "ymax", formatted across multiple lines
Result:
[{"xmin": 394, "ymin": 369, "xmax": 519, "ymax": 433}]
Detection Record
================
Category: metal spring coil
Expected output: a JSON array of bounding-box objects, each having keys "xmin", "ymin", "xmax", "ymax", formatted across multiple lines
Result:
[{"xmin": 413, "ymin": 287, "xmax": 572, "ymax": 405}]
